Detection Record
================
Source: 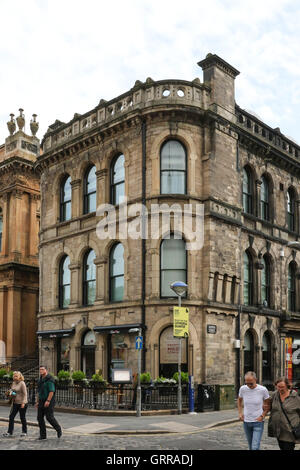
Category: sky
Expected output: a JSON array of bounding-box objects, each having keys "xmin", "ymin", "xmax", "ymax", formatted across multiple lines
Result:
[{"xmin": 1, "ymin": 0, "xmax": 300, "ymax": 145}]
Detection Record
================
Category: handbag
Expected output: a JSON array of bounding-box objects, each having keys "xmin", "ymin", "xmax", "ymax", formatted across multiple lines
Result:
[
  {"xmin": 5, "ymin": 389, "xmax": 16, "ymax": 405},
  {"xmin": 279, "ymin": 394, "xmax": 300, "ymax": 439}
]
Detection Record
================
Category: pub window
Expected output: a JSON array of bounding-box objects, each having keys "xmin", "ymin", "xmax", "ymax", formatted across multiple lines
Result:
[
  {"xmin": 260, "ymin": 176, "xmax": 270, "ymax": 221},
  {"xmin": 83, "ymin": 166, "xmax": 97, "ymax": 214},
  {"xmin": 288, "ymin": 261, "xmax": 297, "ymax": 312},
  {"xmin": 59, "ymin": 255, "xmax": 71, "ymax": 309},
  {"xmin": 109, "ymin": 243, "xmax": 124, "ymax": 302},
  {"xmin": 160, "ymin": 140, "xmax": 187, "ymax": 195},
  {"xmin": 60, "ymin": 175, "xmax": 72, "ymax": 222},
  {"xmin": 261, "ymin": 255, "xmax": 271, "ymax": 308},
  {"xmin": 160, "ymin": 235, "xmax": 187, "ymax": 298},
  {"xmin": 242, "ymin": 167, "xmax": 253, "ymax": 214},
  {"xmin": 111, "ymin": 154, "xmax": 125, "ymax": 205},
  {"xmin": 287, "ymin": 187, "xmax": 296, "ymax": 232},
  {"xmin": 243, "ymin": 251, "xmax": 253, "ymax": 306},
  {"xmin": 83, "ymin": 249, "xmax": 96, "ymax": 306}
]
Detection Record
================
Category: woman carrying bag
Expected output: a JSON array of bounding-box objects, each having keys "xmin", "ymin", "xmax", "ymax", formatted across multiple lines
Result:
[
  {"xmin": 268, "ymin": 377, "xmax": 300, "ymax": 450},
  {"xmin": 3, "ymin": 371, "xmax": 28, "ymax": 438}
]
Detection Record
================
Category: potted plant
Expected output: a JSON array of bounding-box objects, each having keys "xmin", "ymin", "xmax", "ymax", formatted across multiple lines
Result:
[
  {"xmin": 57, "ymin": 370, "xmax": 71, "ymax": 389},
  {"xmin": 3, "ymin": 371, "xmax": 14, "ymax": 382},
  {"xmin": 173, "ymin": 372, "xmax": 189, "ymax": 385},
  {"xmin": 90, "ymin": 373, "xmax": 107, "ymax": 389},
  {"xmin": 140, "ymin": 372, "xmax": 152, "ymax": 385},
  {"xmin": 0, "ymin": 369, "xmax": 8, "ymax": 381},
  {"xmin": 71, "ymin": 370, "xmax": 86, "ymax": 386},
  {"xmin": 154, "ymin": 376, "xmax": 177, "ymax": 396}
]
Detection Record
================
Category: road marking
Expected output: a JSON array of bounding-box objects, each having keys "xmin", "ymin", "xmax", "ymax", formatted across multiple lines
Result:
[
  {"xmin": 66, "ymin": 423, "xmax": 116, "ymax": 434},
  {"xmin": 149, "ymin": 421, "xmax": 201, "ymax": 433}
]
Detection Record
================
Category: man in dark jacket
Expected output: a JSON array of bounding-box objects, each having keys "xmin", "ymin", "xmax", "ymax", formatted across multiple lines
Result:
[{"xmin": 35, "ymin": 365, "xmax": 62, "ymax": 440}]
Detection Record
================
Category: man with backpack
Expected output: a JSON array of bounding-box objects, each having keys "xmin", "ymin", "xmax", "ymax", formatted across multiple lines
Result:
[{"xmin": 35, "ymin": 365, "xmax": 62, "ymax": 440}]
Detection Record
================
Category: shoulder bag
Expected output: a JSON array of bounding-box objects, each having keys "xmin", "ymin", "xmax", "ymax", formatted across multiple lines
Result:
[{"xmin": 279, "ymin": 395, "xmax": 300, "ymax": 439}]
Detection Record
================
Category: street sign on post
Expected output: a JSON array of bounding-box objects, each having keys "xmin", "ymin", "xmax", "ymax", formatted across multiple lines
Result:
[
  {"xmin": 173, "ymin": 307, "xmax": 189, "ymax": 338},
  {"xmin": 135, "ymin": 336, "xmax": 143, "ymax": 350}
]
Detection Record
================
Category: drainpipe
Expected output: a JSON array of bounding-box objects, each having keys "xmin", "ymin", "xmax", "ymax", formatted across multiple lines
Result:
[{"xmin": 141, "ymin": 119, "xmax": 147, "ymax": 372}]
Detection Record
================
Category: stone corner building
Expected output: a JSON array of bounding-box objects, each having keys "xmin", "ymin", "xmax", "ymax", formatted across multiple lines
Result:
[
  {"xmin": 36, "ymin": 53, "xmax": 300, "ymax": 389},
  {"xmin": 0, "ymin": 110, "xmax": 40, "ymax": 362}
]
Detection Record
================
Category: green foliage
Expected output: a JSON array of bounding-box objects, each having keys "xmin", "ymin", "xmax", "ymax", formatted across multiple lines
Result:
[
  {"xmin": 71, "ymin": 370, "xmax": 86, "ymax": 381},
  {"xmin": 91, "ymin": 373, "xmax": 107, "ymax": 384},
  {"xmin": 154, "ymin": 376, "xmax": 176, "ymax": 385},
  {"xmin": 57, "ymin": 370, "xmax": 71, "ymax": 381},
  {"xmin": 172, "ymin": 372, "xmax": 189, "ymax": 383},
  {"xmin": 0, "ymin": 368, "xmax": 8, "ymax": 379},
  {"xmin": 140, "ymin": 372, "xmax": 152, "ymax": 384}
]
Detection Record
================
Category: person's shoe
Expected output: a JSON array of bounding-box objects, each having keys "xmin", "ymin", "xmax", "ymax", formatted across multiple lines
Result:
[
  {"xmin": 57, "ymin": 429, "xmax": 62, "ymax": 438},
  {"xmin": 2, "ymin": 433, "xmax": 13, "ymax": 437},
  {"xmin": 20, "ymin": 433, "xmax": 27, "ymax": 437},
  {"xmin": 37, "ymin": 436, "xmax": 47, "ymax": 440}
]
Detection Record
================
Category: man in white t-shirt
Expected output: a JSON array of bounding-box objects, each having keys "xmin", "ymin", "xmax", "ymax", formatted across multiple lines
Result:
[{"xmin": 237, "ymin": 371, "xmax": 270, "ymax": 450}]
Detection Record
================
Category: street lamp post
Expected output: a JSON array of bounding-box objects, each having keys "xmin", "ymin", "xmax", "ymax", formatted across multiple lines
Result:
[
  {"xmin": 170, "ymin": 281, "xmax": 188, "ymax": 416},
  {"xmin": 129, "ymin": 327, "xmax": 142, "ymax": 417}
]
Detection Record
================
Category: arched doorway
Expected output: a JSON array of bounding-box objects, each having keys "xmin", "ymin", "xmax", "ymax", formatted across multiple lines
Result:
[
  {"xmin": 244, "ymin": 330, "xmax": 255, "ymax": 376},
  {"xmin": 81, "ymin": 330, "xmax": 96, "ymax": 378},
  {"xmin": 159, "ymin": 326, "xmax": 188, "ymax": 378},
  {"xmin": 262, "ymin": 331, "xmax": 272, "ymax": 386}
]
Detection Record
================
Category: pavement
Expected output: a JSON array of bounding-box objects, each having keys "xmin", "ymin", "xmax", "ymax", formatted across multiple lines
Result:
[{"xmin": 0, "ymin": 404, "xmax": 239, "ymax": 435}]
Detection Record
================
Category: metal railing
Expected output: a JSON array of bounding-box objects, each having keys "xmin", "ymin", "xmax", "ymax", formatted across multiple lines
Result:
[{"xmin": 0, "ymin": 381, "xmax": 189, "ymax": 411}]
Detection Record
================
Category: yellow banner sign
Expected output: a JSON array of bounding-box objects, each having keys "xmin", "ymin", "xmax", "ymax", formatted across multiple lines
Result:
[{"xmin": 173, "ymin": 307, "xmax": 189, "ymax": 338}]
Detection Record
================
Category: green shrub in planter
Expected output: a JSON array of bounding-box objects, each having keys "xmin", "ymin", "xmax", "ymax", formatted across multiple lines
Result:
[
  {"xmin": 140, "ymin": 372, "xmax": 152, "ymax": 384},
  {"xmin": 57, "ymin": 370, "xmax": 71, "ymax": 381},
  {"xmin": 91, "ymin": 373, "xmax": 107, "ymax": 384},
  {"xmin": 172, "ymin": 372, "xmax": 189, "ymax": 384},
  {"xmin": 71, "ymin": 370, "xmax": 86, "ymax": 382},
  {"xmin": 0, "ymin": 368, "xmax": 8, "ymax": 379}
]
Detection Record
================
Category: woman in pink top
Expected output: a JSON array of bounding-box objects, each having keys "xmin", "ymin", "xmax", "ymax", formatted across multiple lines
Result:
[{"xmin": 3, "ymin": 371, "xmax": 28, "ymax": 437}]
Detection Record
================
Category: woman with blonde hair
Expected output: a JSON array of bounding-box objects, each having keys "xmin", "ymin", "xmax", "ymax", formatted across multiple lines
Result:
[{"xmin": 3, "ymin": 371, "xmax": 28, "ymax": 437}]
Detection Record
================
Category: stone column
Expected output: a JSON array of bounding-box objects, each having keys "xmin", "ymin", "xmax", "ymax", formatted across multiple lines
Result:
[
  {"xmin": 149, "ymin": 248, "xmax": 159, "ymax": 299},
  {"xmin": 215, "ymin": 273, "xmax": 224, "ymax": 303},
  {"xmin": 96, "ymin": 169, "xmax": 108, "ymax": 207},
  {"xmin": 10, "ymin": 190, "xmax": 23, "ymax": 260},
  {"xmin": 256, "ymin": 179, "xmax": 262, "ymax": 219},
  {"xmin": 0, "ymin": 287, "xmax": 7, "ymax": 344},
  {"xmin": 71, "ymin": 179, "xmax": 81, "ymax": 219},
  {"xmin": 29, "ymin": 194, "xmax": 38, "ymax": 257},
  {"xmin": 279, "ymin": 329, "xmax": 287, "ymax": 377},
  {"xmin": 94, "ymin": 256, "xmax": 108, "ymax": 303},
  {"xmin": 1, "ymin": 194, "xmax": 9, "ymax": 256},
  {"xmin": 69, "ymin": 263, "xmax": 80, "ymax": 307},
  {"xmin": 6, "ymin": 286, "xmax": 22, "ymax": 358}
]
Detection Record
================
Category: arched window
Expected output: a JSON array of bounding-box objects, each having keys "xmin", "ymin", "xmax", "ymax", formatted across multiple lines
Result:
[
  {"xmin": 288, "ymin": 261, "xmax": 297, "ymax": 312},
  {"xmin": 287, "ymin": 188, "xmax": 296, "ymax": 232},
  {"xmin": 160, "ymin": 140, "xmax": 187, "ymax": 195},
  {"xmin": 59, "ymin": 255, "xmax": 70, "ymax": 309},
  {"xmin": 244, "ymin": 330, "xmax": 255, "ymax": 375},
  {"xmin": 243, "ymin": 167, "xmax": 253, "ymax": 214},
  {"xmin": 260, "ymin": 176, "xmax": 269, "ymax": 221},
  {"xmin": 110, "ymin": 243, "xmax": 124, "ymax": 302},
  {"xmin": 0, "ymin": 208, "xmax": 3, "ymax": 252},
  {"xmin": 160, "ymin": 235, "xmax": 187, "ymax": 297},
  {"xmin": 84, "ymin": 166, "xmax": 97, "ymax": 214},
  {"xmin": 60, "ymin": 175, "xmax": 72, "ymax": 222},
  {"xmin": 111, "ymin": 154, "xmax": 125, "ymax": 205},
  {"xmin": 261, "ymin": 255, "xmax": 271, "ymax": 308},
  {"xmin": 83, "ymin": 250, "xmax": 96, "ymax": 306},
  {"xmin": 243, "ymin": 251, "xmax": 253, "ymax": 306},
  {"xmin": 262, "ymin": 331, "xmax": 272, "ymax": 385}
]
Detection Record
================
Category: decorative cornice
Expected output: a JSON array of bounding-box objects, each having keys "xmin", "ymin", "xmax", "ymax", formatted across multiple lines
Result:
[{"xmin": 198, "ymin": 53, "xmax": 240, "ymax": 79}]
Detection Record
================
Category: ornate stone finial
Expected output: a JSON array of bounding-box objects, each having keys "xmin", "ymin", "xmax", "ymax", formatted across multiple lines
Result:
[
  {"xmin": 7, "ymin": 113, "xmax": 16, "ymax": 136},
  {"xmin": 16, "ymin": 108, "xmax": 25, "ymax": 131},
  {"xmin": 30, "ymin": 114, "xmax": 39, "ymax": 136}
]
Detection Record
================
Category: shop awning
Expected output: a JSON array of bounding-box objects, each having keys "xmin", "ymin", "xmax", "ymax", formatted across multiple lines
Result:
[
  {"xmin": 93, "ymin": 324, "xmax": 145, "ymax": 334},
  {"xmin": 37, "ymin": 328, "xmax": 75, "ymax": 339}
]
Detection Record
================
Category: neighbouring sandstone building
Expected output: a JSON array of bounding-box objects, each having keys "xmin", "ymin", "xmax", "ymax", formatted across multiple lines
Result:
[
  {"xmin": 36, "ymin": 54, "xmax": 300, "ymax": 389},
  {"xmin": 0, "ymin": 110, "xmax": 40, "ymax": 362}
]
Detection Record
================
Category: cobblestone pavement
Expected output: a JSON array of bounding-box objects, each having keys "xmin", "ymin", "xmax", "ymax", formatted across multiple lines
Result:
[{"xmin": 1, "ymin": 421, "xmax": 298, "ymax": 451}]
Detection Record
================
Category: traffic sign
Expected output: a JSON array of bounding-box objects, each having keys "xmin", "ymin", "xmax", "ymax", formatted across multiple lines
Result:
[{"xmin": 135, "ymin": 336, "xmax": 143, "ymax": 350}]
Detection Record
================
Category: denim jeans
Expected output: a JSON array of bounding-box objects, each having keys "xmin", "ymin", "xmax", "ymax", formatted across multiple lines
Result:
[{"xmin": 243, "ymin": 421, "xmax": 264, "ymax": 450}]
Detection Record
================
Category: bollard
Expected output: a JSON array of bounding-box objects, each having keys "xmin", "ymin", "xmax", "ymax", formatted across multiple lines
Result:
[{"xmin": 188, "ymin": 375, "xmax": 197, "ymax": 415}]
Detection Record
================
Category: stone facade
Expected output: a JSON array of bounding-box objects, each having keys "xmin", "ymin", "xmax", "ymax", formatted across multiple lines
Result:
[
  {"xmin": 36, "ymin": 54, "xmax": 300, "ymax": 389},
  {"xmin": 0, "ymin": 110, "xmax": 40, "ymax": 362}
]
